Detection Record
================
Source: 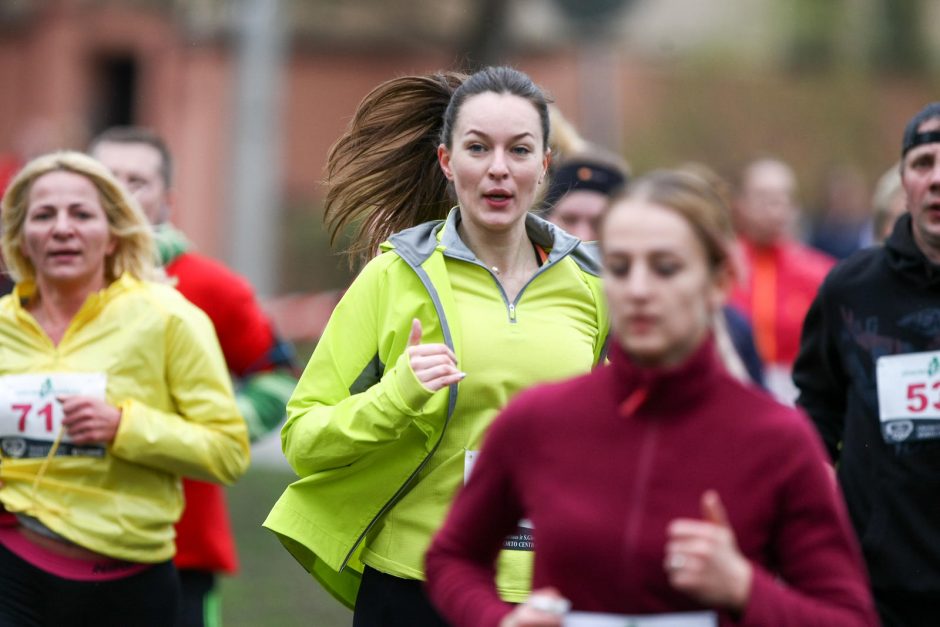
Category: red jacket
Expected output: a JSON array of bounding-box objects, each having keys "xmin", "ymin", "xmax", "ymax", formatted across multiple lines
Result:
[
  {"xmin": 168, "ymin": 252, "xmax": 278, "ymax": 573},
  {"xmin": 426, "ymin": 339, "xmax": 877, "ymax": 627},
  {"xmin": 731, "ymin": 238, "xmax": 834, "ymax": 366}
]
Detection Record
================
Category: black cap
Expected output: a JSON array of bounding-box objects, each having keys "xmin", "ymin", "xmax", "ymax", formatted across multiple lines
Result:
[
  {"xmin": 902, "ymin": 102, "xmax": 940, "ymax": 157},
  {"xmin": 543, "ymin": 159, "xmax": 627, "ymax": 213}
]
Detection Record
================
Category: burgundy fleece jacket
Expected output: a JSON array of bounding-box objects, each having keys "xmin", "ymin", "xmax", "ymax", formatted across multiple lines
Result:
[{"xmin": 425, "ymin": 339, "xmax": 877, "ymax": 627}]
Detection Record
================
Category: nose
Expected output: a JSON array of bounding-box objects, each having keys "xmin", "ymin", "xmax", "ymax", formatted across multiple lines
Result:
[
  {"xmin": 624, "ymin": 264, "xmax": 651, "ymax": 298},
  {"xmin": 930, "ymin": 163, "xmax": 940, "ymax": 189},
  {"xmin": 51, "ymin": 211, "xmax": 74, "ymax": 237},
  {"xmin": 488, "ymin": 148, "xmax": 509, "ymax": 179}
]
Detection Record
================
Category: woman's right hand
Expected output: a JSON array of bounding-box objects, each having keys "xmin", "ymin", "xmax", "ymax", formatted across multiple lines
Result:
[
  {"xmin": 499, "ymin": 588, "xmax": 568, "ymax": 627},
  {"xmin": 406, "ymin": 318, "xmax": 465, "ymax": 392}
]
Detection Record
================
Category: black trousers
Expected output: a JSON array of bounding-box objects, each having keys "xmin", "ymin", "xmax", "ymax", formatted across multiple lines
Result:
[
  {"xmin": 176, "ymin": 569, "xmax": 218, "ymax": 627},
  {"xmin": 0, "ymin": 542, "xmax": 180, "ymax": 626},
  {"xmin": 353, "ymin": 566, "xmax": 449, "ymax": 627}
]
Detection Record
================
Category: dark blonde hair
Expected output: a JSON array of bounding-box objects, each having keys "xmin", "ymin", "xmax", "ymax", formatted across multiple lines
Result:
[
  {"xmin": 603, "ymin": 169, "xmax": 734, "ymax": 272},
  {"xmin": 324, "ymin": 66, "xmax": 551, "ymax": 265},
  {"xmin": 1, "ymin": 151, "xmax": 159, "ymax": 284}
]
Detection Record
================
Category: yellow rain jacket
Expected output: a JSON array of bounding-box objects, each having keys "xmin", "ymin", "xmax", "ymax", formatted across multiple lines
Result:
[{"xmin": 0, "ymin": 274, "xmax": 250, "ymax": 563}]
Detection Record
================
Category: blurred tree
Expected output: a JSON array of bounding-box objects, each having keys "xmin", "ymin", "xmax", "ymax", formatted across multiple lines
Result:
[
  {"xmin": 462, "ymin": 0, "xmax": 510, "ymax": 69},
  {"xmin": 871, "ymin": 0, "xmax": 927, "ymax": 74},
  {"xmin": 785, "ymin": 0, "xmax": 842, "ymax": 72},
  {"xmin": 554, "ymin": 0, "xmax": 632, "ymax": 31}
]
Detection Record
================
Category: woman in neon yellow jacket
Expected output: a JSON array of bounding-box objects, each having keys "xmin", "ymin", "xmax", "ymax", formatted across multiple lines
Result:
[
  {"xmin": 264, "ymin": 67, "xmax": 609, "ymax": 625},
  {"xmin": 0, "ymin": 151, "xmax": 250, "ymax": 626}
]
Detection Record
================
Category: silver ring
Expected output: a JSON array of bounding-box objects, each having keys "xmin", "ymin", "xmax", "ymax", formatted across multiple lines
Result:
[{"xmin": 667, "ymin": 553, "xmax": 687, "ymax": 570}]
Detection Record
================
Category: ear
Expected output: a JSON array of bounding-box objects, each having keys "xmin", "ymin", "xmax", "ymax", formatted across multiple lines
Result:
[
  {"xmin": 708, "ymin": 261, "xmax": 733, "ymax": 313},
  {"xmin": 540, "ymin": 148, "xmax": 552, "ymax": 184},
  {"xmin": 106, "ymin": 233, "xmax": 118, "ymax": 257},
  {"xmin": 438, "ymin": 144, "xmax": 454, "ymax": 181}
]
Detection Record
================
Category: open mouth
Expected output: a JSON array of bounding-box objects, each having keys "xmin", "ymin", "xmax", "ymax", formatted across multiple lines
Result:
[
  {"xmin": 483, "ymin": 190, "xmax": 514, "ymax": 207},
  {"xmin": 48, "ymin": 250, "xmax": 81, "ymax": 259}
]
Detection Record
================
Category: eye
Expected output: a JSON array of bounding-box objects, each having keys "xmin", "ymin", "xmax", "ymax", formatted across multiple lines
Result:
[
  {"xmin": 605, "ymin": 259, "xmax": 630, "ymax": 278},
  {"xmin": 511, "ymin": 145, "xmax": 532, "ymax": 156},
  {"xmin": 652, "ymin": 258, "xmax": 682, "ymax": 277},
  {"xmin": 126, "ymin": 176, "xmax": 147, "ymax": 191},
  {"xmin": 28, "ymin": 209, "xmax": 54, "ymax": 221},
  {"xmin": 466, "ymin": 143, "xmax": 486, "ymax": 154}
]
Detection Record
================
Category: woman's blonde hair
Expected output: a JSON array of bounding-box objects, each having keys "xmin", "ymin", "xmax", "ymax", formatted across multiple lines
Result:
[{"xmin": 1, "ymin": 150, "xmax": 159, "ymax": 285}]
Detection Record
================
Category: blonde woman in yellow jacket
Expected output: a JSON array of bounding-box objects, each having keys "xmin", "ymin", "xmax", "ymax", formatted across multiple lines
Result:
[{"xmin": 0, "ymin": 151, "xmax": 249, "ymax": 626}]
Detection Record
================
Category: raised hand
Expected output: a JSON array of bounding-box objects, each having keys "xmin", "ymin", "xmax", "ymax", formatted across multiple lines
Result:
[
  {"xmin": 664, "ymin": 490, "xmax": 753, "ymax": 612},
  {"xmin": 406, "ymin": 318, "xmax": 466, "ymax": 392}
]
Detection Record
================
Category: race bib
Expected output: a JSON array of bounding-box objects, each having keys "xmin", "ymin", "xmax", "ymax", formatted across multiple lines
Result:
[
  {"xmin": 876, "ymin": 351, "xmax": 940, "ymax": 443},
  {"xmin": 564, "ymin": 611, "xmax": 717, "ymax": 627},
  {"xmin": 0, "ymin": 373, "xmax": 107, "ymax": 458},
  {"xmin": 465, "ymin": 449, "xmax": 534, "ymax": 551}
]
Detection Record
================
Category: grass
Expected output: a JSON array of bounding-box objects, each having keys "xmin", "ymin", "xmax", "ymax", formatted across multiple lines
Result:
[{"xmin": 219, "ymin": 464, "xmax": 352, "ymax": 627}]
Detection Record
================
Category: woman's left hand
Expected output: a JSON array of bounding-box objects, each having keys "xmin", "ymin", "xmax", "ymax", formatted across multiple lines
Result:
[
  {"xmin": 58, "ymin": 396, "xmax": 122, "ymax": 445},
  {"xmin": 664, "ymin": 490, "xmax": 753, "ymax": 612}
]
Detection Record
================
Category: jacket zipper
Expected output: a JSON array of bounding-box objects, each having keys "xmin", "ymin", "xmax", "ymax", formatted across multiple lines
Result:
[
  {"xmin": 623, "ymin": 417, "xmax": 658, "ymax": 575},
  {"xmin": 483, "ymin": 254, "xmax": 560, "ymax": 324}
]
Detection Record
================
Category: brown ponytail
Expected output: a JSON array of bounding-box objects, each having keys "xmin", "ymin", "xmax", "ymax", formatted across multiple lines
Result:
[
  {"xmin": 324, "ymin": 72, "xmax": 467, "ymax": 265},
  {"xmin": 325, "ymin": 66, "xmax": 552, "ymax": 266}
]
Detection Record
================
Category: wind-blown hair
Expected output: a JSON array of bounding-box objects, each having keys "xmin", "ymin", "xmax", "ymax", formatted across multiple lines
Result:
[
  {"xmin": 324, "ymin": 66, "xmax": 551, "ymax": 265},
  {"xmin": 1, "ymin": 151, "xmax": 160, "ymax": 285}
]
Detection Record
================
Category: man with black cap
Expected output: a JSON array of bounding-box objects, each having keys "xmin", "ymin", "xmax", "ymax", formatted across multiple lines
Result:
[
  {"xmin": 541, "ymin": 153, "xmax": 628, "ymax": 242},
  {"xmin": 794, "ymin": 101, "xmax": 940, "ymax": 626}
]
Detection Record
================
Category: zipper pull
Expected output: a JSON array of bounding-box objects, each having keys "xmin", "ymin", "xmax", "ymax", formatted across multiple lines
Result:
[
  {"xmin": 619, "ymin": 387, "xmax": 649, "ymax": 417},
  {"xmin": 509, "ymin": 303, "xmax": 516, "ymax": 322}
]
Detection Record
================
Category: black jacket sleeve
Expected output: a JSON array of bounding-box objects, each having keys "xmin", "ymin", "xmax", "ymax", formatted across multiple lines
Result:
[{"xmin": 793, "ymin": 278, "xmax": 848, "ymax": 462}]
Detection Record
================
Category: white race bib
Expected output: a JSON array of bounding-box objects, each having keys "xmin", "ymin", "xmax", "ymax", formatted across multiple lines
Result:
[
  {"xmin": 876, "ymin": 351, "xmax": 940, "ymax": 443},
  {"xmin": 0, "ymin": 373, "xmax": 107, "ymax": 458},
  {"xmin": 564, "ymin": 611, "xmax": 717, "ymax": 627}
]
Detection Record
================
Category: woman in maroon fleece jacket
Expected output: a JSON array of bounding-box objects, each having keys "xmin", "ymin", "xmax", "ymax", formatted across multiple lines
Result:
[{"xmin": 425, "ymin": 170, "xmax": 877, "ymax": 627}]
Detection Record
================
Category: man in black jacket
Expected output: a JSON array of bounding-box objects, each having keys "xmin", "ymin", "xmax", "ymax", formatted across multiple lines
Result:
[{"xmin": 794, "ymin": 101, "xmax": 940, "ymax": 627}]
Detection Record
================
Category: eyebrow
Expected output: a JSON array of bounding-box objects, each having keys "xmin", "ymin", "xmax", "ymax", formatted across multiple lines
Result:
[{"xmin": 463, "ymin": 129, "xmax": 536, "ymax": 142}]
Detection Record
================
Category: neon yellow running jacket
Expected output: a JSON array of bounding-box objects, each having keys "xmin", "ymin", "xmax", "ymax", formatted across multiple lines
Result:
[{"xmin": 264, "ymin": 210, "xmax": 608, "ymax": 607}]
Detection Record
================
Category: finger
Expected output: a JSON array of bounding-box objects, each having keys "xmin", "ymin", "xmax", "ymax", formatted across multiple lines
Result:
[
  {"xmin": 668, "ymin": 519, "xmax": 723, "ymax": 539},
  {"xmin": 408, "ymin": 318, "xmax": 422, "ymax": 347},
  {"xmin": 61, "ymin": 411, "xmax": 91, "ymax": 427},
  {"xmin": 701, "ymin": 490, "xmax": 730, "ymax": 528},
  {"xmin": 422, "ymin": 372, "xmax": 467, "ymax": 392},
  {"xmin": 410, "ymin": 354, "xmax": 459, "ymax": 371},
  {"xmin": 407, "ymin": 343, "xmax": 458, "ymax": 363},
  {"xmin": 64, "ymin": 416, "xmax": 93, "ymax": 433},
  {"xmin": 667, "ymin": 539, "xmax": 718, "ymax": 565}
]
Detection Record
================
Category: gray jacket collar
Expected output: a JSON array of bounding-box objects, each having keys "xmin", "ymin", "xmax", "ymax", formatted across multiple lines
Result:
[{"xmin": 387, "ymin": 207, "xmax": 601, "ymax": 276}]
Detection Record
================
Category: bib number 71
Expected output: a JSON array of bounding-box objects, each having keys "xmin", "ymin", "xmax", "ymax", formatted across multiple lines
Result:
[{"xmin": 10, "ymin": 403, "xmax": 55, "ymax": 433}]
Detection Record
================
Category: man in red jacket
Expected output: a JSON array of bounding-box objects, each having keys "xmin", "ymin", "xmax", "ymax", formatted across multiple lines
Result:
[
  {"xmin": 730, "ymin": 158, "xmax": 834, "ymax": 403},
  {"xmin": 90, "ymin": 127, "xmax": 296, "ymax": 627}
]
